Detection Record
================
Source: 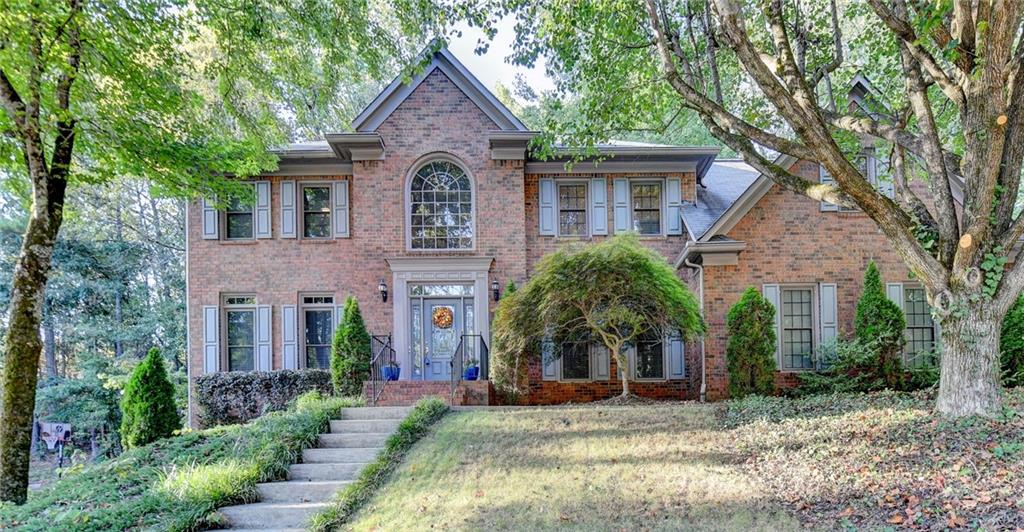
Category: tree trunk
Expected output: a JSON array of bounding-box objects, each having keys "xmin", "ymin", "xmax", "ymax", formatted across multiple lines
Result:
[
  {"xmin": 614, "ymin": 348, "xmax": 630, "ymax": 397},
  {"xmin": 936, "ymin": 300, "xmax": 1004, "ymax": 417},
  {"xmin": 43, "ymin": 307, "xmax": 57, "ymax": 379}
]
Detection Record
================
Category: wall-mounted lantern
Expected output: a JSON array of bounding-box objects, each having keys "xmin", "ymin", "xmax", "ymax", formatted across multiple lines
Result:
[
  {"xmin": 378, "ymin": 279, "xmax": 388, "ymax": 303},
  {"xmin": 492, "ymin": 279, "xmax": 500, "ymax": 302}
]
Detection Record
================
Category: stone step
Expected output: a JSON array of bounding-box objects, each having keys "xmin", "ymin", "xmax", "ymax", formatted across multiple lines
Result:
[
  {"xmin": 214, "ymin": 529, "xmax": 304, "ymax": 532},
  {"xmin": 337, "ymin": 406, "xmax": 413, "ymax": 420},
  {"xmin": 329, "ymin": 418, "xmax": 402, "ymax": 433},
  {"xmin": 302, "ymin": 447, "xmax": 381, "ymax": 464},
  {"xmin": 288, "ymin": 462, "xmax": 368, "ymax": 482},
  {"xmin": 318, "ymin": 432, "xmax": 391, "ymax": 449},
  {"xmin": 256, "ymin": 480, "xmax": 351, "ymax": 503},
  {"xmin": 217, "ymin": 502, "xmax": 329, "ymax": 529}
]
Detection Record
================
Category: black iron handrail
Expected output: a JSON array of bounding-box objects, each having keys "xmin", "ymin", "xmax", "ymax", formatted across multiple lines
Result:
[
  {"xmin": 369, "ymin": 334, "xmax": 396, "ymax": 406},
  {"xmin": 450, "ymin": 334, "xmax": 489, "ymax": 402}
]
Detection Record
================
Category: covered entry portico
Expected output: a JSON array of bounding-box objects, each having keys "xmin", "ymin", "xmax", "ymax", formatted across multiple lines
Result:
[{"xmin": 386, "ymin": 257, "xmax": 493, "ymax": 381}]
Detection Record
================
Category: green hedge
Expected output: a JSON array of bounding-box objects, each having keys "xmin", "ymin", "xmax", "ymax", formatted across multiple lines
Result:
[
  {"xmin": 308, "ymin": 397, "xmax": 449, "ymax": 531},
  {"xmin": 194, "ymin": 369, "xmax": 333, "ymax": 427},
  {"xmin": 0, "ymin": 392, "xmax": 360, "ymax": 531}
]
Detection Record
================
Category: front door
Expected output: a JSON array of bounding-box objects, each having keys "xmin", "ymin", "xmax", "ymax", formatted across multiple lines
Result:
[{"xmin": 424, "ymin": 299, "xmax": 462, "ymax": 380}]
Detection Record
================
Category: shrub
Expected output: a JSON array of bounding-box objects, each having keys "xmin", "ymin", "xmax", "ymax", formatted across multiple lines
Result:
[
  {"xmin": 332, "ymin": 296, "xmax": 372, "ymax": 396},
  {"xmin": 194, "ymin": 369, "xmax": 333, "ymax": 427},
  {"xmin": 726, "ymin": 287, "xmax": 778, "ymax": 398},
  {"xmin": 121, "ymin": 348, "xmax": 181, "ymax": 449},
  {"xmin": 796, "ymin": 338, "xmax": 889, "ymax": 396},
  {"xmin": 1001, "ymin": 294, "xmax": 1024, "ymax": 387},
  {"xmin": 854, "ymin": 261, "xmax": 906, "ymax": 388}
]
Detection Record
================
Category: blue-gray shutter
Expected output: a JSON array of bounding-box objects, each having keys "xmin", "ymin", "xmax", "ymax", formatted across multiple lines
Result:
[
  {"xmin": 256, "ymin": 305, "xmax": 272, "ymax": 371},
  {"xmin": 541, "ymin": 340, "xmax": 557, "ymax": 380},
  {"xmin": 201, "ymin": 198, "xmax": 219, "ymax": 239},
  {"xmin": 885, "ymin": 283, "xmax": 905, "ymax": 312},
  {"xmin": 592, "ymin": 344, "xmax": 610, "ymax": 380},
  {"xmin": 282, "ymin": 305, "xmax": 298, "ymax": 370},
  {"xmin": 762, "ymin": 284, "xmax": 781, "ymax": 363},
  {"xmin": 539, "ymin": 178, "xmax": 556, "ymax": 235},
  {"xmin": 202, "ymin": 305, "xmax": 219, "ymax": 373},
  {"xmin": 666, "ymin": 177, "xmax": 682, "ymax": 235},
  {"xmin": 613, "ymin": 178, "xmax": 630, "ymax": 233},
  {"xmin": 255, "ymin": 181, "xmax": 271, "ymax": 238},
  {"xmin": 819, "ymin": 283, "xmax": 838, "ymax": 346},
  {"xmin": 590, "ymin": 177, "xmax": 608, "ymax": 235},
  {"xmin": 280, "ymin": 181, "xmax": 296, "ymax": 238},
  {"xmin": 668, "ymin": 335, "xmax": 685, "ymax": 379},
  {"xmin": 819, "ymin": 166, "xmax": 839, "ymax": 212},
  {"xmin": 333, "ymin": 180, "xmax": 350, "ymax": 238}
]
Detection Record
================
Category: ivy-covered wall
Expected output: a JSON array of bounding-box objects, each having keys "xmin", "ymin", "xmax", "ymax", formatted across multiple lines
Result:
[{"xmin": 194, "ymin": 369, "xmax": 332, "ymax": 427}]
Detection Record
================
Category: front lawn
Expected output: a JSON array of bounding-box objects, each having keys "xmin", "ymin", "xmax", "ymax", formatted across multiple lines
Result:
[{"xmin": 0, "ymin": 393, "xmax": 361, "ymax": 531}]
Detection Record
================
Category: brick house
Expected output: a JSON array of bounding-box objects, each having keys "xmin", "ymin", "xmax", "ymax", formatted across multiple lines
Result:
[{"xmin": 186, "ymin": 48, "xmax": 941, "ymax": 420}]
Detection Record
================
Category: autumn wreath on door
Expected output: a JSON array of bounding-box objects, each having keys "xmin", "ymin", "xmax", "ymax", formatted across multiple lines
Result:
[{"xmin": 432, "ymin": 306, "xmax": 454, "ymax": 329}]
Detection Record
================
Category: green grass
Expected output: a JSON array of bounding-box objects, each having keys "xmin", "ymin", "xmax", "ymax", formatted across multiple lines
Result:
[
  {"xmin": 309, "ymin": 397, "xmax": 449, "ymax": 531},
  {"xmin": 0, "ymin": 392, "xmax": 363, "ymax": 532},
  {"xmin": 344, "ymin": 403, "xmax": 799, "ymax": 531}
]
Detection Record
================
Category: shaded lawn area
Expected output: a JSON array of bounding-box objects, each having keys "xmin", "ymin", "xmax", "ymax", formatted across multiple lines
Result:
[{"xmin": 347, "ymin": 404, "xmax": 799, "ymax": 531}]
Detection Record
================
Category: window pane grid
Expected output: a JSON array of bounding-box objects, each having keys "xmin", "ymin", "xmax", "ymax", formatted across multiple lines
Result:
[
  {"xmin": 636, "ymin": 338, "xmax": 664, "ymax": 379},
  {"xmin": 904, "ymin": 288, "xmax": 936, "ymax": 367},
  {"xmin": 303, "ymin": 186, "xmax": 331, "ymax": 238},
  {"xmin": 558, "ymin": 184, "xmax": 588, "ymax": 236},
  {"xmin": 631, "ymin": 183, "xmax": 662, "ymax": 235},
  {"xmin": 226, "ymin": 309, "xmax": 255, "ymax": 372},
  {"xmin": 304, "ymin": 309, "xmax": 333, "ymax": 369},
  {"xmin": 561, "ymin": 343, "xmax": 590, "ymax": 380},
  {"xmin": 225, "ymin": 186, "xmax": 255, "ymax": 239},
  {"xmin": 410, "ymin": 161, "xmax": 473, "ymax": 249},
  {"xmin": 781, "ymin": 289, "xmax": 814, "ymax": 370}
]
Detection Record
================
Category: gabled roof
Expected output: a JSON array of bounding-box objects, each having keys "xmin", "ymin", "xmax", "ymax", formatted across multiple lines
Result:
[
  {"xmin": 681, "ymin": 160, "xmax": 760, "ymax": 240},
  {"xmin": 350, "ymin": 47, "xmax": 528, "ymax": 132}
]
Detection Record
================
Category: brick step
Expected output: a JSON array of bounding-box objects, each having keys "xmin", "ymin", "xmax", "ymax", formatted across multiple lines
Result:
[
  {"xmin": 302, "ymin": 447, "xmax": 381, "ymax": 464},
  {"xmin": 337, "ymin": 406, "xmax": 413, "ymax": 420},
  {"xmin": 318, "ymin": 432, "xmax": 391, "ymax": 449},
  {"xmin": 288, "ymin": 462, "xmax": 368, "ymax": 482},
  {"xmin": 256, "ymin": 480, "xmax": 351, "ymax": 503},
  {"xmin": 216, "ymin": 502, "xmax": 329, "ymax": 529},
  {"xmin": 329, "ymin": 419, "xmax": 401, "ymax": 433}
]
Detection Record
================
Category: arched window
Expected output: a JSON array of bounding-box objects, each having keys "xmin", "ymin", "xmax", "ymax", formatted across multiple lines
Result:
[{"xmin": 409, "ymin": 159, "xmax": 474, "ymax": 249}]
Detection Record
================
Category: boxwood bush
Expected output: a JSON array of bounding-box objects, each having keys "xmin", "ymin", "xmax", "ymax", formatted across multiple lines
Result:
[{"xmin": 194, "ymin": 369, "xmax": 334, "ymax": 427}]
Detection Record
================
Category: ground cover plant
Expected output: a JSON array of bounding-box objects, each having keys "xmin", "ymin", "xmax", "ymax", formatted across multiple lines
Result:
[{"xmin": 0, "ymin": 392, "xmax": 360, "ymax": 531}]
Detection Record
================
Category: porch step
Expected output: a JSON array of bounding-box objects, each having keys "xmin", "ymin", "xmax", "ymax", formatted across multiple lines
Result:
[
  {"xmin": 329, "ymin": 419, "xmax": 402, "ymax": 433},
  {"xmin": 256, "ymin": 480, "xmax": 352, "ymax": 503},
  {"xmin": 318, "ymin": 432, "xmax": 391, "ymax": 448},
  {"xmin": 302, "ymin": 447, "xmax": 381, "ymax": 464},
  {"xmin": 337, "ymin": 406, "xmax": 413, "ymax": 420},
  {"xmin": 288, "ymin": 462, "xmax": 369, "ymax": 482},
  {"xmin": 217, "ymin": 502, "xmax": 329, "ymax": 529}
]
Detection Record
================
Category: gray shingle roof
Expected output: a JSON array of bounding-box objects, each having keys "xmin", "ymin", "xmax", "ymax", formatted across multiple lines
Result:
[{"xmin": 682, "ymin": 160, "xmax": 760, "ymax": 240}]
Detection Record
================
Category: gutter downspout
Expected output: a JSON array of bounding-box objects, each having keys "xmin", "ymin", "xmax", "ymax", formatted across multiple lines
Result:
[{"xmin": 684, "ymin": 256, "xmax": 707, "ymax": 403}]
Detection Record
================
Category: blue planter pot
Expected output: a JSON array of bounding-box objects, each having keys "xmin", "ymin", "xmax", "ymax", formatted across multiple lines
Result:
[
  {"xmin": 381, "ymin": 366, "xmax": 401, "ymax": 381},
  {"xmin": 463, "ymin": 366, "xmax": 480, "ymax": 381}
]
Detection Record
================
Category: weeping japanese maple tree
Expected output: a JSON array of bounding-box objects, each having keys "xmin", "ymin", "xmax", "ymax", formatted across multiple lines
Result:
[{"xmin": 495, "ymin": 0, "xmax": 1024, "ymax": 417}]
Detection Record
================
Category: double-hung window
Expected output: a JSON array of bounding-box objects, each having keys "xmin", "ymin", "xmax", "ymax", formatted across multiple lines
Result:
[
  {"xmin": 560, "ymin": 342, "xmax": 591, "ymax": 380},
  {"xmin": 631, "ymin": 182, "xmax": 663, "ymax": 235},
  {"xmin": 225, "ymin": 185, "xmax": 256, "ymax": 240},
  {"xmin": 558, "ymin": 183, "xmax": 588, "ymax": 236},
  {"xmin": 302, "ymin": 185, "xmax": 332, "ymax": 238},
  {"xmin": 224, "ymin": 296, "xmax": 257, "ymax": 371},
  {"xmin": 903, "ymin": 287, "xmax": 937, "ymax": 367},
  {"xmin": 302, "ymin": 295, "xmax": 334, "ymax": 369},
  {"xmin": 781, "ymin": 288, "xmax": 815, "ymax": 370},
  {"xmin": 634, "ymin": 336, "xmax": 665, "ymax": 379}
]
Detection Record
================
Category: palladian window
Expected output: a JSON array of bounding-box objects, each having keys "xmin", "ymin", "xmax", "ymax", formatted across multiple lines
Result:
[{"xmin": 410, "ymin": 160, "xmax": 473, "ymax": 250}]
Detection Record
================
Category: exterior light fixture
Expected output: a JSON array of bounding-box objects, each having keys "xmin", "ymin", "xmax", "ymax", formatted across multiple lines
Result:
[
  {"xmin": 492, "ymin": 279, "xmax": 500, "ymax": 302},
  {"xmin": 378, "ymin": 279, "xmax": 388, "ymax": 303}
]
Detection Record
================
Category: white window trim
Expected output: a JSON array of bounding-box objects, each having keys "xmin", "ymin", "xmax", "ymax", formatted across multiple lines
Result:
[
  {"xmin": 557, "ymin": 342, "xmax": 593, "ymax": 382},
  {"xmin": 221, "ymin": 294, "xmax": 258, "ymax": 372},
  {"xmin": 298, "ymin": 181, "xmax": 334, "ymax": 240},
  {"xmin": 299, "ymin": 293, "xmax": 335, "ymax": 369},
  {"xmin": 404, "ymin": 152, "xmax": 477, "ymax": 252},
  {"xmin": 627, "ymin": 177, "xmax": 667, "ymax": 236},
  {"xmin": 776, "ymin": 284, "xmax": 820, "ymax": 373},
  {"xmin": 223, "ymin": 183, "xmax": 257, "ymax": 241},
  {"xmin": 631, "ymin": 337, "xmax": 670, "ymax": 381},
  {"xmin": 556, "ymin": 179, "xmax": 591, "ymax": 238}
]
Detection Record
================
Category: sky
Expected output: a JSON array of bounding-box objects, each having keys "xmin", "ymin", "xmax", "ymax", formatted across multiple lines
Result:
[{"xmin": 446, "ymin": 17, "xmax": 555, "ymax": 95}]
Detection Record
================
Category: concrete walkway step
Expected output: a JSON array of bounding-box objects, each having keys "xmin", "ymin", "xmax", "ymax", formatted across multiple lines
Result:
[
  {"xmin": 217, "ymin": 502, "xmax": 329, "ymax": 529},
  {"xmin": 318, "ymin": 432, "xmax": 391, "ymax": 448},
  {"xmin": 256, "ymin": 480, "xmax": 352, "ymax": 503},
  {"xmin": 329, "ymin": 418, "xmax": 402, "ymax": 433},
  {"xmin": 288, "ymin": 462, "xmax": 369, "ymax": 482},
  {"xmin": 302, "ymin": 447, "xmax": 381, "ymax": 464},
  {"xmin": 337, "ymin": 406, "xmax": 413, "ymax": 420}
]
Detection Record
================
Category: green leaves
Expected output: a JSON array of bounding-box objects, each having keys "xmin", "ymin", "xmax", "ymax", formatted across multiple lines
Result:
[
  {"xmin": 120, "ymin": 347, "xmax": 180, "ymax": 449},
  {"xmin": 726, "ymin": 287, "xmax": 778, "ymax": 398}
]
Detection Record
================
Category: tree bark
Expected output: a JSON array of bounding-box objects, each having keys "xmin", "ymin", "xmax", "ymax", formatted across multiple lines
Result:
[
  {"xmin": 43, "ymin": 306, "xmax": 57, "ymax": 379},
  {"xmin": 936, "ymin": 299, "xmax": 1004, "ymax": 417},
  {"xmin": 614, "ymin": 348, "xmax": 630, "ymax": 397}
]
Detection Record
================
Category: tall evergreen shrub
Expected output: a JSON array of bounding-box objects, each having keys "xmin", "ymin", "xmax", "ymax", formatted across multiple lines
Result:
[
  {"xmin": 853, "ymin": 261, "xmax": 906, "ymax": 387},
  {"xmin": 120, "ymin": 348, "xmax": 180, "ymax": 449},
  {"xmin": 331, "ymin": 296, "xmax": 371, "ymax": 396},
  {"xmin": 726, "ymin": 287, "xmax": 778, "ymax": 398},
  {"xmin": 1000, "ymin": 294, "xmax": 1024, "ymax": 387}
]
